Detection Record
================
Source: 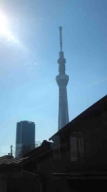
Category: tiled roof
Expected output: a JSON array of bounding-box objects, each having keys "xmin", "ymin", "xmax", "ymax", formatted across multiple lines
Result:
[
  {"xmin": 0, "ymin": 155, "xmax": 28, "ymax": 166},
  {"xmin": 21, "ymin": 141, "xmax": 53, "ymax": 165},
  {"xmin": 0, "ymin": 141, "xmax": 52, "ymax": 168}
]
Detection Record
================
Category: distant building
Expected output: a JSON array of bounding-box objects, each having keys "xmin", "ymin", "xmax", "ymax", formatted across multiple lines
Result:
[{"xmin": 15, "ymin": 121, "xmax": 35, "ymax": 158}]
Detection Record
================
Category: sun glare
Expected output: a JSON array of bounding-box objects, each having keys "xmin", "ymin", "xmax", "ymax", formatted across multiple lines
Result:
[
  {"xmin": 0, "ymin": 10, "xmax": 20, "ymax": 45},
  {"xmin": 0, "ymin": 12, "xmax": 9, "ymax": 32}
]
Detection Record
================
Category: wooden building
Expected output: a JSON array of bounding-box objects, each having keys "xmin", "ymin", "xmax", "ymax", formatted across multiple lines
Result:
[
  {"xmin": 0, "ymin": 95, "xmax": 107, "ymax": 191},
  {"xmin": 50, "ymin": 95, "xmax": 107, "ymax": 172},
  {"xmin": 22, "ymin": 95, "xmax": 107, "ymax": 191}
]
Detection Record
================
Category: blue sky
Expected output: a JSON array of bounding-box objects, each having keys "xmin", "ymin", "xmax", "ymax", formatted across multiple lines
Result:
[{"xmin": 0, "ymin": 0, "xmax": 106, "ymax": 155}]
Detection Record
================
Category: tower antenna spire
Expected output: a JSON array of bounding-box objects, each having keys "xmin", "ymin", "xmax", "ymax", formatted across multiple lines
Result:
[
  {"xmin": 59, "ymin": 26, "xmax": 63, "ymax": 52},
  {"xmin": 57, "ymin": 27, "xmax": 69, "ymax": 130}
]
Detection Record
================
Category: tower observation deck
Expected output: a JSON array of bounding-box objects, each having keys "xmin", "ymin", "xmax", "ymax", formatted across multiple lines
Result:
[{"xmin": 56, "ymin": 26, "xmax": 69, "ymax": 130}]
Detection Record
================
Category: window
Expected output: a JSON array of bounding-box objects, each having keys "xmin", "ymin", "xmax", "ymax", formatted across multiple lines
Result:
[
  {"xmin": 70, "ymin": 133, "xmax": 84, "ymax": 162},
  {"xmin": 70, "ymin": 136, "xmax": 78, "ymax": 162}
]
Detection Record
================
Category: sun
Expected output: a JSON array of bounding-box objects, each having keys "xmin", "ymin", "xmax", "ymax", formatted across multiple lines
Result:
[
  {"xmin": 0, "ymin": 11, "xmax": 8, "ymax": 32},
  {"xmin": 0, "ymin": 10, "xmax": 19, "ymax": 43},
  {"xmin": 0, "ymin": 11, "xmax": 11, "ymax": 39}
]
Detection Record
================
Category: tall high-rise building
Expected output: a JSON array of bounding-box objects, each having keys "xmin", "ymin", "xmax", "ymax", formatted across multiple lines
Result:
[
  {"xmin": 56, "ymin": 27, "xmax": 69, "ymax": 130},
  {"xmin": 15, "ymin": 121, "xmax": 35, "ymax": 158}
]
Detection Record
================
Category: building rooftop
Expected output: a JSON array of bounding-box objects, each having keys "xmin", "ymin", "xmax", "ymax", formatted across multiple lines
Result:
[{"xmin": 50, "ymin": 95, "xmax": 107, "ymax": 140}]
